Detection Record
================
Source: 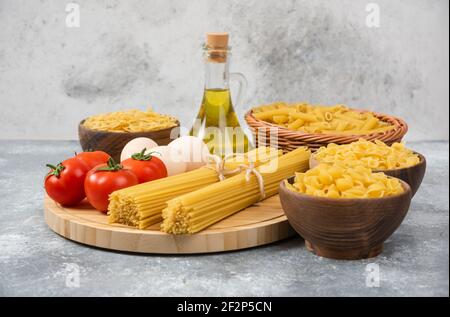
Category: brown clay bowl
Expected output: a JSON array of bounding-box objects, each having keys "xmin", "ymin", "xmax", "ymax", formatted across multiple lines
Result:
[
  {"xmin": 279, "ymin": 177, "xmax": 412, "ymax": 260},
  {"xmin": 78, "ymin": 120, "xmax": 180, "ymax": 162},
  {"xmin": 309, "ymin": 152, "xmax": 426, "ymax": 197}
]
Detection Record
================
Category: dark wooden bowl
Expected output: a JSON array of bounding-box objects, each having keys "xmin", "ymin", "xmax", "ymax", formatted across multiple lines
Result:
[
  {"xmin": 375, "ymin": 153, "xmax": 426, "ymax": 197},
  {"xmin": 78, "ymin": 120, "xmax": 180, "ymax": 162},
  {"xmin": 310, "ymin": 152, "xmax": 426, "ymax": 197},
  {"xmin": 279, "ymin": 177, "xmax": 412, "ymax": 260}
]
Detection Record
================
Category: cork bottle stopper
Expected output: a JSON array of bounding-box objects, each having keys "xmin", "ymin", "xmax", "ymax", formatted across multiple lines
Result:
[
  {"xmin": 205, "ymin": 32, "xmax": 229, "ymax": 63},
  {"xmin": 206, "ymin": 32, "xmax": 229, "ymax": 49}
]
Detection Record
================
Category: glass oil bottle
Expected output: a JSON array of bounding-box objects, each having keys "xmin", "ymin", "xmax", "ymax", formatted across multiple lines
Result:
[{"xmin": 189, "ymin": 33, "xmax": 251, "ymax": 157}]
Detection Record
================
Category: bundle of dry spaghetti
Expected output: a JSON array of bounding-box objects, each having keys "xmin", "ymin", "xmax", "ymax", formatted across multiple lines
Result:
[
  {"xmin": 108, "ymin": 147, "xmax": 282, "ymax": 229},
  {"xmin": 161, "ymin": 147, "xmax": 311, "ymax": 234}
]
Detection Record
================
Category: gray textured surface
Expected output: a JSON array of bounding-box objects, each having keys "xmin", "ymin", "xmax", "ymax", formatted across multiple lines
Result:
[
  {"xmin": 0, "ymin": 140, "xmax": 448, "ymax": 297},
  {"xmin": 0, "ymin": 0, "xmax": 449, "ymax": 141}
]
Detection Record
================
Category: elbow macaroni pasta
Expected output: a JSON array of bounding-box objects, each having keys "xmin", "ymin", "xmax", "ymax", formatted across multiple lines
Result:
[
  {"xmin": 83, "ymin": 108, "xmax": 178, "ymax": 132},
  {"xmin": 286, "ymin": 163, "xmax": 404, "ymax": 198},
  {"xmin": 252, "ymin": 102, "xmax": 394, "ymax": 135},
  {"xmin": 314, "ymin": 139, "xmax": 420, "ymax": 170}
]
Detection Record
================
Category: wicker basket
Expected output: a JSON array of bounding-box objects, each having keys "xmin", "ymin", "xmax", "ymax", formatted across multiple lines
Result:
[{"xmin": 245, "ymin": 109, "xmax": 408, "ymax": 152}]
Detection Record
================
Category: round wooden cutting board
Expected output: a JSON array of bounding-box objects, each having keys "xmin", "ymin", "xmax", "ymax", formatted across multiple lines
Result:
[{"xmin": 44, "ymin": 195, "xmax": 296, "ymax": 254}]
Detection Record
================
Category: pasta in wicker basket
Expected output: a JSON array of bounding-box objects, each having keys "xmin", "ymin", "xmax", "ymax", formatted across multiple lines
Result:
[{"xmin": 245, "ymin": 102, "xmax": 408, "ymax": 152}]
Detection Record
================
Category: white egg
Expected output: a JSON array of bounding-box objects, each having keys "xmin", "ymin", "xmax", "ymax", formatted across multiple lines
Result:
[
  {"xmin": 168, "ymin": 136, "xmax": 210, "ymax": 171},
  {"xmin": 120, "ymin": 137, "xmax": 158, "ymax": 162},
  {"xmin": 150, "ymin": 146, "xmax": 187, "ymax": 176}
]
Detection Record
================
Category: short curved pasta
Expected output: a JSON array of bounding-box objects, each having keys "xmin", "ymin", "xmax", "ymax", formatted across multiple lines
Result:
[
  {"xmin": 83, "ymin": 108, "xmax": 178, "ymax": 132},
  {"xmin": 286, "ymin": 163, "xmax": 404, "ymax": 198},
  {"xmin": 314, "ymin": 139, "xmax": 420, "ymax": 170}
]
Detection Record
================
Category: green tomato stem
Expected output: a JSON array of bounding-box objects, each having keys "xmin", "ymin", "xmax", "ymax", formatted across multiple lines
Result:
[
  {"xmin": 46, "ymin": 163, "xmax": 65, "ymax": 178},
  {"xmin": 131, "ymin": 148, "xmax": 155, "ymax": 161},
  {"xmin": 96, "ymin": 157, "xmax": 122, "ymax": 172}
]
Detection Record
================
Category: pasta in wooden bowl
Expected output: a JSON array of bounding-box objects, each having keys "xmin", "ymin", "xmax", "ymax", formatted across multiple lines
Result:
[
  {"xmin": 79, "ymin": 109, "xmax": 180, "ymax": 161},
  {"xmin": 279, "ymin": 164, "xmax": 412, "ymax": 260},
  {"xmin": 245, "ymin": 102, "xmax": 408, "ymax": 152},
  {"xmin": 310, "ymin": 139, "xmax": 426, "ymax": 196}
]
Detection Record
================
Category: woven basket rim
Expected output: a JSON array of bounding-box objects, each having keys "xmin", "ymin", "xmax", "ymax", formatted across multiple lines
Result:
[{"xmin": 245, "ymin": 108, "xmax": 408, "ymax": 141}]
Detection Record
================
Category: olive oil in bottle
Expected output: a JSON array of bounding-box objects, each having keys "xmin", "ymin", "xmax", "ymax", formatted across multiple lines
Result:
[{"xmin": 190, "ymin": 33, "xmax": 250, "ymax": 156}]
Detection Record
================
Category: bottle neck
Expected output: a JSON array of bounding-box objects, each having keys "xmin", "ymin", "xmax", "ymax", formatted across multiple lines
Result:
[{"xmin": 204, "ymin": 56, "xmax": 230, "ymax": 90}]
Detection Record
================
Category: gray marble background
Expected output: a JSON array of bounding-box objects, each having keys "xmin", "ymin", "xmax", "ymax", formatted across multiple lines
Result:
[{"xmin": 0, "ymin": 0, "xmax": 448, "ymax": 141}]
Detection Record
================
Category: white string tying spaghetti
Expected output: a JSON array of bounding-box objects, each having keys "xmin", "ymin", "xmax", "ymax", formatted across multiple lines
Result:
[{"xmin": 206, "ymin": 154, "xmax": 266, "ymax": 201}]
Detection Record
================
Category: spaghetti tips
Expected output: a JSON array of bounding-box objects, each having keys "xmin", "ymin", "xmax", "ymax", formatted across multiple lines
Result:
[
  {"xmin": 108, "ymin": 147, "xmax": 282, "ymax": 229},
  {"xmin": 161, "ymin": 147, "xmax": 311, "ymax": 234}
]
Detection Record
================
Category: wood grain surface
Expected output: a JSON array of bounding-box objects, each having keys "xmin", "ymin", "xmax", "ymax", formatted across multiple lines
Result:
[
  {"xmin": 44, "ymin": 195, "xmax": 296, "ymax": 254},
  {"xmin": 279, "ymin": 178, "xmax": 412, "ymax": 260}
]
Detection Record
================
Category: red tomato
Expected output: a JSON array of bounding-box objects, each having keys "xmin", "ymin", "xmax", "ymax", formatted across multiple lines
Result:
[
  {"xmin": 75, "ymin": 150, "xmax": 110, "ymax": 170},
  {"xmin": 45, "ymin": 157, "xmax": 89, "ymax": 206},
  {"xmin": 121, "ymin": 148, "xmax": 168, "ymax": 183},
  {"xmin": 84, "ymin": 158, "xmax": 139, "ymax": 212}
]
